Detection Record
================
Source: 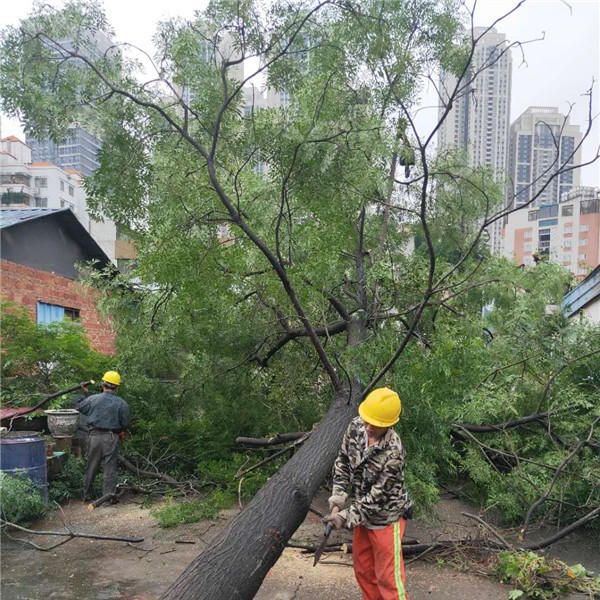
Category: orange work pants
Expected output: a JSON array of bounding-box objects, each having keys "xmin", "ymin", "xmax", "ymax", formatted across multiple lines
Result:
[{"xmin": 352, "ymin": 518, "xmax": 408, "ymax": 600}]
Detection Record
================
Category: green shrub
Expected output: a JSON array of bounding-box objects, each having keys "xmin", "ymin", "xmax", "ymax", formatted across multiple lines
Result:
[
  {"xmin": 151, "ymin": 489, "xmax": 234, "ymax": 528},
  {"xmin": 496, "ymin": 551, "xmax": 600, "ymax": 599},
  {"xmin": 0, "ymin": 472, "xmax": 46, "ymax": 524},
  {"xmin": 1, "ymin": 301, "xmax": 111, "ymax": 406},
  {"xmin": 198, "ymin": 454, "xmax": 279, "ymax": 499},
  {"xmin": 48, "ymin": 455, "xmax": 85, "ymax": 503}
]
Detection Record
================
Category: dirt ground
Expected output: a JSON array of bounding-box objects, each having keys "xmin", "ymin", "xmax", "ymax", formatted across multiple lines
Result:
[{"xmin": 1, "ymin": 491, "xmax": 597, "ymax": 600}]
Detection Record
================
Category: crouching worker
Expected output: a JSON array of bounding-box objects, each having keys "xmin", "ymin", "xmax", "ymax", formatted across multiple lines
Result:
[
  {"xmin": 78, "ymin": 371, "xmax": 131, "ymax": 502},
  {"xmin": 324, "ymin": 387, "xmax": 412, "ymax": 600}
]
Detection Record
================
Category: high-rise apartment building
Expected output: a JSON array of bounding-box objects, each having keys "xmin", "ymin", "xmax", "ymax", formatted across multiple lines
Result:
[
  {"xmin": 26, "ymin": 29, "xmax": 116, "ymax": 177},
  {"xmin": 508, "ymin": 107, "xmax": 582, "ymax": 208},
  {"xmin": 438, "ymin": 27, "xmax": 512, "ymax": 255},
  {"xmin": 27, "ymin": 128, "xmax": 103, "ymax": 178}
]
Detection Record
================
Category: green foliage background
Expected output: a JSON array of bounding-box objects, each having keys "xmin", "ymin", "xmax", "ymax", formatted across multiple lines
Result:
[
  {"xmin": 1, "ymin": 302, "xmax": 112, "ymax": 407},
  {"xmin": 0, "ymin": 0, "xmax": 598, "ymax": 534}
]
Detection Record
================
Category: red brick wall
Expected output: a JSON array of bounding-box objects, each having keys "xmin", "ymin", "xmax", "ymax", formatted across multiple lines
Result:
[{"xmin": 0, "ymin": 259, "xmax": 115, "ymax": 354}]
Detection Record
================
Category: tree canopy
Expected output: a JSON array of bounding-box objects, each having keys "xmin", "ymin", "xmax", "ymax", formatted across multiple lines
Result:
[{"xmin": 1, "ymin": 1, "xmax": 598, "ymax": 598}]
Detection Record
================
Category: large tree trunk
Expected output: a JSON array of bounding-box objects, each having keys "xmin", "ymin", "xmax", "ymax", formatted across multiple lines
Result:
[{"xmin": 160, "ymin": 384, "xmax": 361, "ymax": 600}]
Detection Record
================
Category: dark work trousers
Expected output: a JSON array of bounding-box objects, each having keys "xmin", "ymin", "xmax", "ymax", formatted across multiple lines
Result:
[
  {"xmin": 84, "ymin": 432, "xmax": 120, "ymax": 499},
  {"xmin": 76, "ymin": 430, "xmax": 89, "ymax": 458}
]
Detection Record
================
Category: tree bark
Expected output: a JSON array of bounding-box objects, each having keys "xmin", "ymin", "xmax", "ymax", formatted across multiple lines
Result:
[{"xmin": 160, "ymin": 384, "xmax": 361, "ymax": 600}]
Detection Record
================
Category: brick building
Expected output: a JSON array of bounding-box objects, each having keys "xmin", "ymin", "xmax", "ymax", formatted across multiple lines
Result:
[{"xmin": 0, "ymin": 208, "xmax": 115, "ymax": 354}]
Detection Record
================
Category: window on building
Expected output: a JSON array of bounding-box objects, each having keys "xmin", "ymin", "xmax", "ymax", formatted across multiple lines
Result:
[
  {"xmin": 563, "ymin": 254, "xmax": 571, "ymax": 262},
  {"xmin": 578, "ymin": 253, "xmax": 587, "ymax": 261},
  {"xmin": 36, "ymin": 302, "xmax": 80, "ymax": 325},
  {"xmin": 564, "ymin": 240, "xmax": 572, "ymax": 249},
  {"xmin": 517, "ymin": 135, "xmax": 531, "ymax": 161},
  {"xmin": 524, "ymin": 230, "xmax": 532, "ymax": 239},
  {"xmin": 561, "ymin": 205, "xmax": 573, "ymax": 217},
  {"xmin": 68, "ymin": 185, "xmax": 74, "ymax": 197},
  {"xmin": 60, "ymin": 180, "xmax": 65, "ymax": 192},
  {"xmin": 579, "ymin": 239, "xmax": 588, "ymax": 246},
  {"xmin": 34, "ymin": 177, "xmax": 48, "ymax": 188},
  {"xmin": 560, "ymin": 136, "xmax": 575, "ymax": 163},
  {"xmin": 535, "ymin": 123, "xmax": 560, "ymax": 148},
  {"xmin": 1, "ymin": 173, "xmax": 31, "ymax": 186},
  {"xmin": 34, "ymin": 197, "xmax": 48, "ymax": 208},
  {"xmin": 539, "ymin": 204, "xmax": 559, "ymax": 219},
  {"xmin": 564, "ymin": 226, "xmax": 572, "ymax": 234},
  {"xmin": 581, "ymin": 199, "xmax": 600, "ymax": 215},
  {"xmin": 560, "ymin": 170, "xmax": 573, "ymax": 184},
  {"xmin": 528, "ymin": 210, "xmax": 539, "ymax": 221},
  {"xmin": 517, "ymin": 164, "xmax": 530, "ymax": 182},
  {"xmin": 579, "ymin": 224, "xmax": 589, "ymax": 232},
  {"xmin": 524, "ymin": 244, "xmax": 532, "ymax": 252},
  {"xmin": 539, "ymin": 229, "xmax": 551, "ymax": 250}
]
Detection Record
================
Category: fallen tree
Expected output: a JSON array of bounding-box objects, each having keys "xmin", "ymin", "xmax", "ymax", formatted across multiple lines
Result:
[{"xmin": 2, "ymin": 1, "xmax": 599, "ymax": 599}]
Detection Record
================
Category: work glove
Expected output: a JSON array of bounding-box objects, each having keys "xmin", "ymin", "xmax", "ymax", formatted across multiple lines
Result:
[
  {"xmin": 323, "ymin": 509, "xmax": 348, "ymax": 530},
  {"xmin": 328, "ymin": 492, "xmax": 348, "ymax": 512},
  {"xmin": 404, "ymin": 504, "xmax": 414, "ymax": 520},
  {"xmin": 118, "ymin": 431, "xmax": 126, "ymax": 441}
]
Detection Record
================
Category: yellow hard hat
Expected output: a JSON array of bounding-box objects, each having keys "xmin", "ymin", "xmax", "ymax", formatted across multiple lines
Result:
[
  {"xmin": 359, "ymin": 387, "xmax": 401, "ymax": 427},
  {"xmin": 102, "ymin": 371, "xmax": 121, "ymax": 386}
]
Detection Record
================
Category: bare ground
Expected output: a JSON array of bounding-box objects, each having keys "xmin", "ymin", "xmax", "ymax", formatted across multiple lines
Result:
[{"xmin": 1, "ymin": 492, "xmax": 596, "ymax": 600}]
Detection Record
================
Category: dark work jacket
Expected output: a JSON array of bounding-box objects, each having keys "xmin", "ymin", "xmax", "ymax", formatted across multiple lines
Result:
[
  {"xmin": 72, "ymin": 391, "xmax": 93, "ymax": 433},
  {"xmin": 77, "ymin": 391, "xmax": 131, "ymax": 432}
]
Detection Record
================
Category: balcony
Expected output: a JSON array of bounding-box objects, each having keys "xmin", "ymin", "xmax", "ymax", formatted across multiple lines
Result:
[{"xmin": 1, "ymin": 191, "xmax": 32, "ymax": 206}]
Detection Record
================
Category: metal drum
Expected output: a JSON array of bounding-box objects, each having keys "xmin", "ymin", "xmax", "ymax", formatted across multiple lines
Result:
[{"xmin": 0, "ymin": 431, "xmax": 48, "ymax": 498}]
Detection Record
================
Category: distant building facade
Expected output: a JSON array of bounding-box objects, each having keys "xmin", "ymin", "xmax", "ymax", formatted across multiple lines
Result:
[
  {"xmin": 1, "ymin": 136, "xmax": 85, "ymax": 214},
  {"xmin": 508, "ymin": 107, "xmax": 582, "ymax": 209},
  {"xmin": 25, "ymin": 29, "xmax": 116, "ymax": 177},
  {"xmin": 503, "ymin": 186, "xmax": 599, "ymax": 277},
  {"xmin": 0, "ymin": 136, "xmax": 134, "ymax": 265},
  {"xmin": 27, "ymin": 127, "xmax": 103, "ymax": 178},
  {"xmin": 438, "ymin": 27, "xmax": 512, "ymax": 255}
]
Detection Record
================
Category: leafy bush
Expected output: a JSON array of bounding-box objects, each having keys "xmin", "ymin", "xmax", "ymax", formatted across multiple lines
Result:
[
  {"xmin": 1, "ymin": 302, "xmax": 111, "ymax": 406},
  {"xmin": 151, "ymin": 489, "xmax": 234, "ymax": 528},
  {"xmin": 48, "ymin": 455, "xmax": 85, "ymax": 503},
  {"xmin": 496, "ymin": 551, "xmax": 600, "ymax": 599},
  {"xmin": 0, "ymin": 472, "xmax": 46, "ymax": 524},
  {"xmin": 199, "ymin": 454, "xmax": 280, "ymax": 499}
]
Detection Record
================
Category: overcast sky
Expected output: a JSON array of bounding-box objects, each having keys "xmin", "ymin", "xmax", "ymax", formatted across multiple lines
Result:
[{"xmin": 1, "ymin": 0, "xmax": 598, "ymax": 185}]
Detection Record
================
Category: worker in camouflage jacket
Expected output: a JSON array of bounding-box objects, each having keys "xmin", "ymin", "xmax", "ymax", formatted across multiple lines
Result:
[{"xmin": 324, "ymin": 387, "xmax": 412, "ymax": 600}]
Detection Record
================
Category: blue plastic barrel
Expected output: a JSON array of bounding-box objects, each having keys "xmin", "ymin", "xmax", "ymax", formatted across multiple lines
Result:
[{"xmin": 0, "ymin": 432, "xmax": 48, "ymax": 499}]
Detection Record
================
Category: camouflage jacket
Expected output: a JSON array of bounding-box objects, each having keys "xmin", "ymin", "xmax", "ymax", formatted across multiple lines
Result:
[{"xmin": 332, "ymin": 417, "xmax": 411, "ymax": 528}]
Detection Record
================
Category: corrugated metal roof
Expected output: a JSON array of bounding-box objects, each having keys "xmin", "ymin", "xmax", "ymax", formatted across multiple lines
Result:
[
  {"xmin": 0, "ymin": 207, "xmax": 68, "ymax": 229},
  {"xmin": 0, "ymin": 207, "xmax": 113, "ymax": 270}
]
